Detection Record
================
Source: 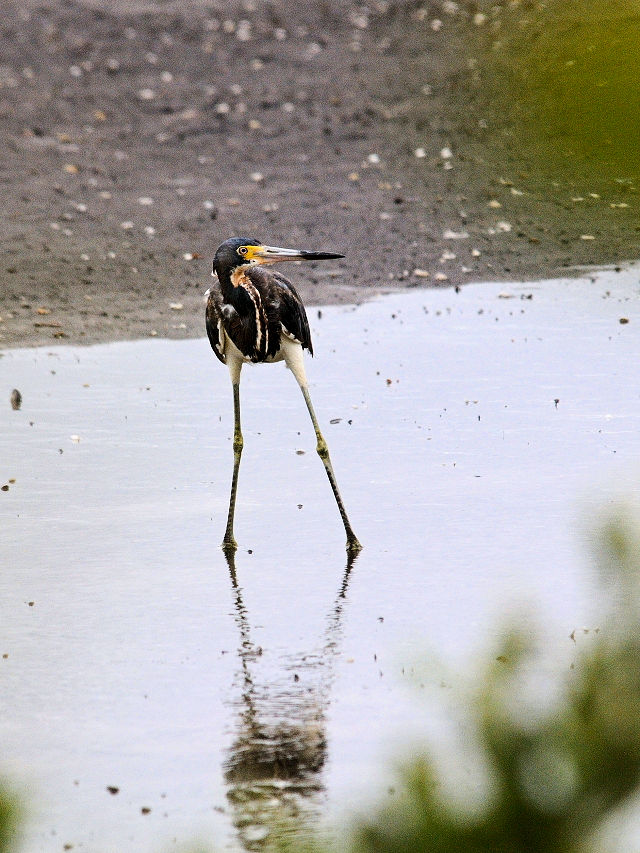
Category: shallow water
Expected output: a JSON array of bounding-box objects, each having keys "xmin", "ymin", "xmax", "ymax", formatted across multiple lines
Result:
[{"xmin": 2, "ymin": 268, "xmax": 640, "ymax": 851}]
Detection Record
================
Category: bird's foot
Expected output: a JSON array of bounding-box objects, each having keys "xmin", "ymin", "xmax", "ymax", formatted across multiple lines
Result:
[
  {"xmin": 222, "ymin": 535, "xmax": 238, "ymax": 555},
  {"xmin": 346, "ymin": 535, "xmax": 362, "ymax": 553}
]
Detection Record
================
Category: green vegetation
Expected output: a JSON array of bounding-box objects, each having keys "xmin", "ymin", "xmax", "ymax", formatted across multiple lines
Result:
[
  {"xmin": 326, "ymin": 509, "xmax": 640, "ymax": 853},
  {"xmin": 0, "ymin": 788, "xmax": 18, "ymax": 853}
]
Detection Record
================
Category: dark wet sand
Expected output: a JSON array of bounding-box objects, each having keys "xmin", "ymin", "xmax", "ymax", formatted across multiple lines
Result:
[{"xmin": 1, "ymin": 0, "xmax": 638, "ymax": 349}]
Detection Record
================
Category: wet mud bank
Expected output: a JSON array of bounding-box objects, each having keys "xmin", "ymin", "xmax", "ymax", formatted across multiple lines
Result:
[{"xmin": 1, "ymin": 0, "xmax": 639, "ymax": 349}]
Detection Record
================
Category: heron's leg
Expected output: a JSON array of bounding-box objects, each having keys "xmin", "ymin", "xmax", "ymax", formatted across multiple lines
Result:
[
  {"xmin": 223, "ymin": 361, "xmax": 243, "ymax": 551},
  {"xmin": 299, "ymin": 383, "xmax": 361, "ymax": 552}
]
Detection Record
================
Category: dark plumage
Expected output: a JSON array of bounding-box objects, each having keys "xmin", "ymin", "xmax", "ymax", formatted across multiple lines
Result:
[{"xmin": 206, "ymin": 262, "xmax": 312, "ymax": 364}]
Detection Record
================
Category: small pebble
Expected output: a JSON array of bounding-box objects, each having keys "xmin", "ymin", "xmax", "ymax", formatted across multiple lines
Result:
[{"xmin": 236, "ymin": 20, "xmax": 252, "ymax": 41}]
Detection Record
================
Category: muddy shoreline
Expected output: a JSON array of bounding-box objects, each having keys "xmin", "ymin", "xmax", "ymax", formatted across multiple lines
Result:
[{"xmin": 1, "ymin": 0, "xmax": 638, "ymax": 349}]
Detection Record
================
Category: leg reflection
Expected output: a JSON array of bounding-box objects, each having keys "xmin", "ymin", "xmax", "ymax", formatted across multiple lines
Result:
[{"xmin": 221, "ymin": 547, "xmax": 360, "ymax": 850}]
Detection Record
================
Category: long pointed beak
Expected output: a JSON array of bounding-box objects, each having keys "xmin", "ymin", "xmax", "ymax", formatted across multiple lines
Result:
[{"xmin": 254, "ymin": 245, "xmax": 344, "ymax": 263}]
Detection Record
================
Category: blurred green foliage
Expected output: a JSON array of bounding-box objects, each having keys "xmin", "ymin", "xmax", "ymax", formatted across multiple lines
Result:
[
  {"xmin": 348, "ymin": 508, "xmax": 640, "ymax": 853},
  {"xmin": 0, "ymin": 788, "xmax": 18, "ymax": 853},
  {"xmin": 238, "ymin": 508, "xmax": 640, "ymax": 851},
  {"xmin": 469, "ymin": 0, "xmax": 640, "ymax": 171}
]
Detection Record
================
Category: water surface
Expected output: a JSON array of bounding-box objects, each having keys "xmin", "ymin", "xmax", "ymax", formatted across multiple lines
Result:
[{"xmin": 2, "ymin": 268, "xmax": 640, "ymax": 851}]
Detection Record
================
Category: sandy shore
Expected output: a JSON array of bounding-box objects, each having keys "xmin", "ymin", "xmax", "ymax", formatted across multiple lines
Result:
[{"xmin": 1, "ymin": 0, "xmax": 637, "ymax": 349}]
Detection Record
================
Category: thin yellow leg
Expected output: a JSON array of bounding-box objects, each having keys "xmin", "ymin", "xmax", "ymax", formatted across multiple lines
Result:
[
  {"xmin": 300, "ymin": 384, "xmax": 361, "ymax": 552},
  {"xmin": 223, "ymin": 381, "xmax": 243, "ymax": 552}
]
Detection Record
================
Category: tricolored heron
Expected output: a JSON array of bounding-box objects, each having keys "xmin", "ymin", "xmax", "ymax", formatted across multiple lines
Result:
[{"xmin": 206, "ymin": 237, "xmax": 361, "ymax": 554}]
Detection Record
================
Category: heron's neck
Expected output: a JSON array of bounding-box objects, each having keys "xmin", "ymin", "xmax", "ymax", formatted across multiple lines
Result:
[
  {"xmin": 215, "ymin": 266, "xmax": 235, "ymax": 299},
  {"xmin": 217, "ymin": 264, "xmax": 252, "ymax": 300}
]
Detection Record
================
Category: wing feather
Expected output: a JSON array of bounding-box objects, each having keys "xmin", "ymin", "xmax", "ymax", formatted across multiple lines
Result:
[
  {"xmin": 248, "ymin": 266, "xmax": 313, "ymax": 357},
  {"xmin": 205, "ymin": 284, "xmax": 227, "ymax": 364},
  {"xmin": 206, "ymin": 265, "xmax": 313, "ymax": 365}
]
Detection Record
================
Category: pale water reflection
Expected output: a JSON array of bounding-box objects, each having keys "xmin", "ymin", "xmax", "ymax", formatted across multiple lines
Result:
[
  {"xmin": 223, "ymin": 549, "xmax": 356, "ymax": 850},
  {"xmin": 1, "ymin": 267, "xmax": 640, "ymax": 851}
]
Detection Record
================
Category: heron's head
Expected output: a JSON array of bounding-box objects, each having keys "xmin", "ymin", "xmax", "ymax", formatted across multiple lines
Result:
[{"xmin": 213, "ymin": 237, "xmax": 344, "ymax": 277}]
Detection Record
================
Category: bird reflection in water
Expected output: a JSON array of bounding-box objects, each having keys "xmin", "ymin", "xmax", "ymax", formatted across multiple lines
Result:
[{"xmin": 222, "ymin": 548, "xmax": 359, "ymax": 850}]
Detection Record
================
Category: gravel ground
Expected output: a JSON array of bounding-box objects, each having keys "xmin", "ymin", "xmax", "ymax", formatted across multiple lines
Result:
[{"xmin": 1, "ymin": 0, "xmax": 638, "ymax": 348}]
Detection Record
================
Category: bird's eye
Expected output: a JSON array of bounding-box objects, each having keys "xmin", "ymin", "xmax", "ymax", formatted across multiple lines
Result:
[{"xmin": 238, "ymin": 246, "xmax": 248, "ymax": 256}]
